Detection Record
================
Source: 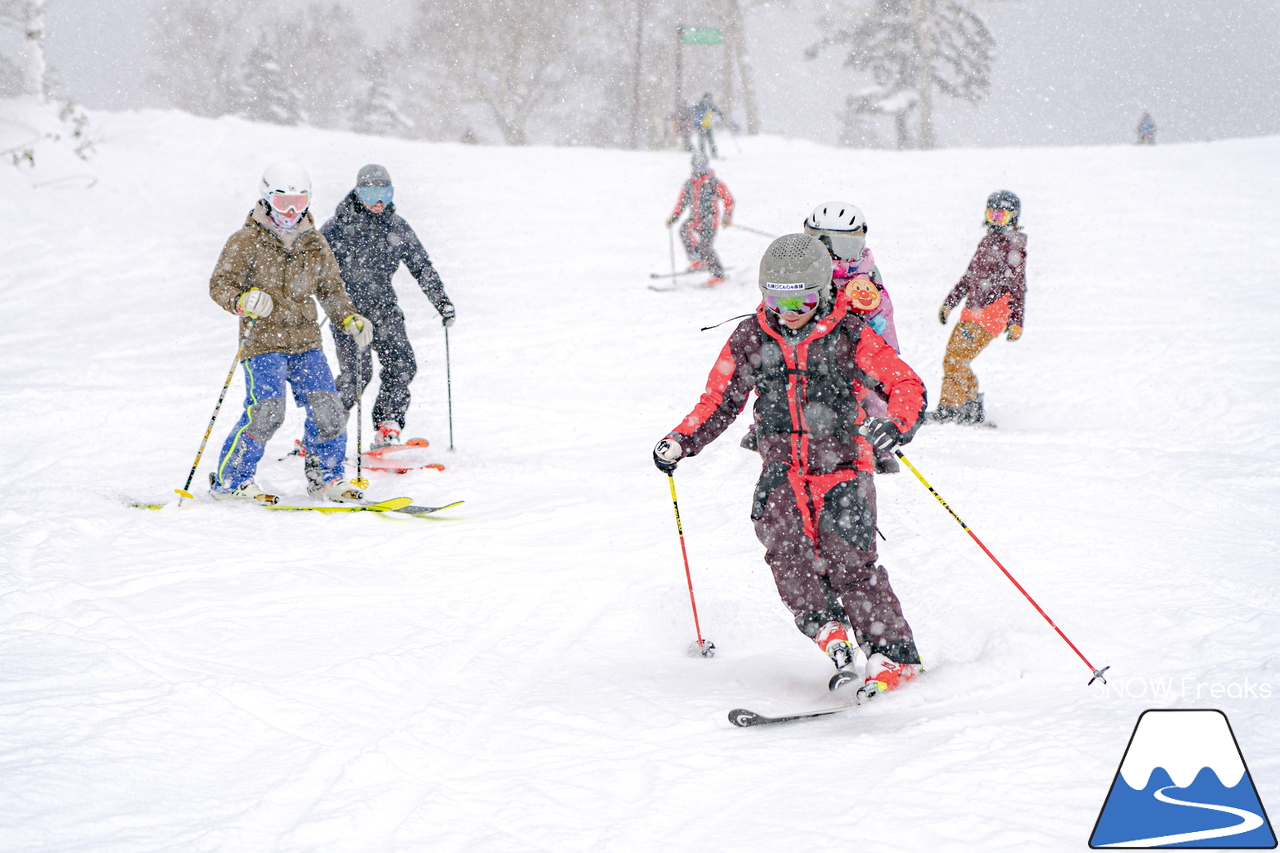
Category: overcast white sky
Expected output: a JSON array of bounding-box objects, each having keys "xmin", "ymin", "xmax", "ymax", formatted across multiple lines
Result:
[{"xmin": 21, "ymin": 0, "xmax": 1280, "ymax": 147}]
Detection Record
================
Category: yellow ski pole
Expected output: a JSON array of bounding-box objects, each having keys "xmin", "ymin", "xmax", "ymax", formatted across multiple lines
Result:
[
  {"xmin": 176, "ymin": 321, "xmax": 252, "ymax": 504},
  {"xmin": 894, "ymin": 449, "xmax": 1109, "ymax": 686}
]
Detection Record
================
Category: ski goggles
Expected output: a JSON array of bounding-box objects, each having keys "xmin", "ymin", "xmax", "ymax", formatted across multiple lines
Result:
[
  {"xmin": 764, "ymin": 291, "xmax": 820, "ymax": 315},
  {"xmin": 357, "ymin": 186, "xmax": 394, "ymax": 207},
  {"xmin": 817, "ymin": 232, "xmax": 866, "ymax": 260},
  {"xmin": 985, "ymin": 207, "xmax": 1015, "ymax": 226},
  {"xmin": 269, "ymin": 193, "xmax": 309, "ymax": 214}
]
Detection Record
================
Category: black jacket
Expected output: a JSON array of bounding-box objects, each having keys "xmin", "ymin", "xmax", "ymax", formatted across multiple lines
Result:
[{"xmin": 320, "ymin": 191, "xmax": 451, "ymax": 317}]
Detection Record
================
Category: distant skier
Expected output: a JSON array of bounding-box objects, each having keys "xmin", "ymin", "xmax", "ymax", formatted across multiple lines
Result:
[
  {"xmin": 208, "ymin": 162, "xmax": 373, "ymax": 504},
  {"xmin": 320, "ymin": 164, "xmax": 456, "ymax": 448},
  {"xmin": 934, "ymin": 190, "xmax": 1027, "ymax": 425},
  {"xmin": 654, "ymin": 234, "xmax": 927, "ymax": 696},
  {"xmin": 673, "ymin": 104, "xmax": 696, "ymax": 152},
  {"xmin": 1136, "ymin": 112, "xmax": 1156, "ymax": 145},
  {"xmin": 666, "ymin": 154, "xmax": 735, "ymax": 287},
  {"xmin": 690, "ymin": 92, "xmax": 730, "ymax": 159}
]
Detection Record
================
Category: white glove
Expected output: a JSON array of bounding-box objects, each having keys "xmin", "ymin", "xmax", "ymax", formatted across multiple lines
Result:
[
  {"xmin": 653, "ymin": 437, "xmax": 683, "ymax": 473},
  {"xmin": 344, "ymin": 314, "xmax": 374, "ymax": 348},
  {"xmin": 235, "ymin": 289, "xmax": 273, "ymax": 319}
]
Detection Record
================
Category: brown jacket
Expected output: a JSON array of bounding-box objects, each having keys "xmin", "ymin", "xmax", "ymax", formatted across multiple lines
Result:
[{"xmin": 209, "ymin": 202, "xmax": 358, "ymax": 359}]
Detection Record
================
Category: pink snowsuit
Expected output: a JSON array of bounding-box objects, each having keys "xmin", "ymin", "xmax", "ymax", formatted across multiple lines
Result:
[{"xmin": 834, "ymin": 248, "xmax": 898, "ymax": 418}]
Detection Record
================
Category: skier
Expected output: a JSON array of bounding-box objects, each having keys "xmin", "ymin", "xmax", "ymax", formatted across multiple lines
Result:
[
  {"xmin": 320, "ymin": 164, "xmax": 456, "ymax": 448},
  {"xmin": 690, "ymin": 92, "xmax": 729, "ymax": 159},
  {"xmin": 804, "ymin": 202, "xmax": 902, "ymax": 472},
  {"xmin": 666, "ymin": 153, "xmax": 735, "ymax": 287},
  {"xmin": 653, "ymin": 234, "xmax": 927, "ymax": 696},
  {"xmin": 208, "ymin": 161, "xmax": 374, "ymax": 504},
  {"xmin": 1136, "ymin": 111, "xmax": 1156, "ymax": 145},
  {"xmin": 934, "ymin": 190, "xmax": 1027, "ymax": 425}
]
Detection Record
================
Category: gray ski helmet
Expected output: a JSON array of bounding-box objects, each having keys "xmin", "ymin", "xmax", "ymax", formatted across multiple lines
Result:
[
  {"xmin": 758, "ymin": 234, "xmax": 835, "ymax": 306},
  {"xmin": 986, "ymin": 189, "xmax": 1020, "ymax": 218},
  {"xmin": 803, "ymin": 201, "xmax": 868, "ymax": 260},
  {"xmin": 357, "ymin": 164, "xmax": 393, "ymax": 187},
  {"xmin": 691, "ymin": 153, "xmax": 709, "ymax": 175}
]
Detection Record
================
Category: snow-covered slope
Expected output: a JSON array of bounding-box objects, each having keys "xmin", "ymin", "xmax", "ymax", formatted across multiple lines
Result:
[{"xmin": 1, "ymin": 100, "xmax": 1278, "ymax": 852}]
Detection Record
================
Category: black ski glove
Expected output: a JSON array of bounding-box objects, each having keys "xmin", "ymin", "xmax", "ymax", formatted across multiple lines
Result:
[
  {"xmin": 439, "ymin": 301, "xmax": 456, "ymax": 328},
  {"xmin": 862, "ymin": 418, "xmax": 902, "ymax": 452},
  {"xmin": 653, "ymin": 437, "xmax": 683, "ymax": 474}
]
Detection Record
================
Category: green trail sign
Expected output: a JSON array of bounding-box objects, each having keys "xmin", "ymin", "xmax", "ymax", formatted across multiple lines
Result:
[{"xmin": 682, "ymin": 27, "xmax": 723, "ymax": 45}]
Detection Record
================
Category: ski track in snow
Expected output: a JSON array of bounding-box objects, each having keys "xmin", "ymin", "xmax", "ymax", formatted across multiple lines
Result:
[{"xmin": 1, "ymin": 103, "xmax": 1279, "ymax": 851}]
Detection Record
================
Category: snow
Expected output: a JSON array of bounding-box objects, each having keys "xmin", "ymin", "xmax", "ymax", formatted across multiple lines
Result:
[
  {"xmin": 2, "ymin": 99, "xmax": 1279, "ymax": 851},
  {"xmin": 1119, "ymin": 711, "xmax": 1245, "ymax": 789}
]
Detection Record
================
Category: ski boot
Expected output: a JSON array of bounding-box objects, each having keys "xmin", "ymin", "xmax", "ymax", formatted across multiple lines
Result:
[
  {"xmin": 816, "ymin": 622, "xmax": 860, "ymax": 692},
  {"xmin": 704, "ymin": 276, "xmax": 727, "ymax": 287},
  {"xmin": 929, "ymin": 405, "xmax": 962, "ymax": 424},
  {"xmin": 208, "ymin": 474, "xmax": 278, "ymax": 505},
  {"xmin": 308, "ymin": 477, "xmax": 365, "ymax": 503},
  {"xmin": 858, "ymin": 652, "xmax": 922, "ymax": 699},
  {"xmin": 372, "ymin": 421, "xmax": 402, "ymax": 448}
]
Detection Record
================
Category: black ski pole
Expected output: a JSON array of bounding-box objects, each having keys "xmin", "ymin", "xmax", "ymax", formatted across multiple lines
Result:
[
  {"xmin": 445, "ymin": 325, "xmax": 455, "ymax": 452},
  {"xmin": 176, "ymin": 320, "xmax": 253, "ymax": 504},
  {"xmin": 894, "ymin": 449, "xmax": 1109, "ymax": 686},
  {"xmin": 352, "ymin": 341, "xmax": 368, "ymax": 489}
]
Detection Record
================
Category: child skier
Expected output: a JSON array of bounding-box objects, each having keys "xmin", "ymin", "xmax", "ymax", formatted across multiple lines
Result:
[
  {"xmin": 666, "ymin": 153, "xmax": 735, "ymax": 287},
  {"xmin": 803, "ymin": 202, "xmax": 901, "ymax": 472},
  {"xmin": 208, "ymin": 162, "xmax": 374, "ymax": 504},
  {"xmin": 654, "ymin": 234, "xmax": 927, "ymax": 696},
  {"xmin": 934, "ymin": 190, "xmax": 1027, "ymax": 425},
  {"xmin": 320, "ymin": 164, "xmax": 456, "ymax": 448}
]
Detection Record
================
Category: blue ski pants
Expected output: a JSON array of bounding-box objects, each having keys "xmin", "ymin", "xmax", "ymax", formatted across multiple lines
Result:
[{"xmin": 213, "ymin": 349, "xmax": 348, "ymax": 491}]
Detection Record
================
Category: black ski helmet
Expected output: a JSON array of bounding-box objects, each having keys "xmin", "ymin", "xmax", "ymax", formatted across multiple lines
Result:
[{"xmin": 986, "ymin": 190, "xmax": 1021, "ymax": 220}]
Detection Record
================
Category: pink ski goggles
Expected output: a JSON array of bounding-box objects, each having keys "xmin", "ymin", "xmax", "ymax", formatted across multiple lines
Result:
[
  {"xmin": 764, "ymin": 291, "xmax": 820, "ymax": 315},
  {"xmin": 270, "ymin": 193, "xmax": 309, "ymax": 214},
  {"xmin": 985, "ymin": 207, "xmax": 1015, "ymax": 226}
]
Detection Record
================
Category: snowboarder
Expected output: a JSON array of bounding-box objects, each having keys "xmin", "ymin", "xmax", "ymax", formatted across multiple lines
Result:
[
  {"xmin": 666, "ymin": 154, "xmax": 735, "ymax": 287},
  {"xmin": 653, "ymin": 233, "xmax": 927, "ymax": 696},
  {"xmin": 208, "ymin": 161, "xmax": 374, "ymax": 504},
  {"xmin": 934, "ymin": 190, "xmax": 1027, "ymax": 425},
  {"xmin": 1136, "ymin": 111, "xmax": 1156, "ymax": 145},
  {"xmin": 320, "ymin": 164, "xmax": 456, "ymax": 448},
  {"xmin": 690, "ymin": 92, "xmax": 730, "ymax": 159}
]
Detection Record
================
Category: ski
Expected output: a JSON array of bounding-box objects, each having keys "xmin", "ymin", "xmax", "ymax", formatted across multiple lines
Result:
[
  {"xmin": 650, "ymin": 268, "xmax": 706, "ymax": 279},
  {"xmin": 729, "ymin": 701, "xmax": 861, "ymax": 728},
  {"xmin": 391, "ymin": 500, "xmax": 464, "ymax": 517},
  {"xmin": 263, "ymin": 496, "xmax": 414, "ymax": 514}
]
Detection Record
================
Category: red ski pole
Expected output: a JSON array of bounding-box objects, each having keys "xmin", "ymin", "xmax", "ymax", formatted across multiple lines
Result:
[
  {"xmin": 667, "ymin": 473, "xmax": 715, "ymax": 657},
  {"xmin": 895, "ymin": 450, "xmax": 1109, "ymax": 686}
]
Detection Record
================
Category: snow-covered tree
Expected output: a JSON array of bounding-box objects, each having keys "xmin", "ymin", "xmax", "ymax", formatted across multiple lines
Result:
[
  {"xmin": 404, "ymin": 0, "xmax": 586, "ymax": 145},
  {"xmin": 808, "ymin": 0, "xmax": 995, "ymax": 149},
  {"xmin": 351, "ymin": 50, "xmax": 413, "ymax": 137},
  {"xmin": 237, "ymin": 36, "xmax": 303, "ymax": 126},
  {"xmin": 0, "ymin": 0, "xmax": 45, "ymax": 99},
  {"xmin": 150, "ymin": 1, "xmax": 249, "ymax": 117}
]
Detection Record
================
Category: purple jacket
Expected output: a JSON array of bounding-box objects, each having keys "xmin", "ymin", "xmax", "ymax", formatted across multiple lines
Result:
[{"xmin": 942, "ymin": 229, "xmax": 1028, "ymax": 327}]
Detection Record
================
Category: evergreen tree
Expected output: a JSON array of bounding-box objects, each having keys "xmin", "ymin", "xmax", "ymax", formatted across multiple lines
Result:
[
  {"xmin": 351, "ymin": 50, "xmax": 413, "ymax": 137},
  {"xmin": 808, "ymin": 0, "xmax": 994, "ymax": 149},
  {"xmin": 237, "ymin": 36, "xmax": 303, "ymax": 126}
]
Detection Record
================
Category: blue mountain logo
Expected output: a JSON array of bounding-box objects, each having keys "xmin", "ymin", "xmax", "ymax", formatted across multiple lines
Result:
[{"xmin": 1091, "ymin": 709, "xmax": 1276, "ymax": 848}]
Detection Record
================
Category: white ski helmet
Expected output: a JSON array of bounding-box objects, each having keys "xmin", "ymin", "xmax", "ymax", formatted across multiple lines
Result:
[
  {"xmin": 803, "ymin": 202, "xmax": 868, "ymax": 260},
  {"xmin": 758, "ymin": 234, "xmax": 834, "ymax": 314},
  {"xmin": 260, "ymin": 161, "xmax": 312, "ymax": 213}
]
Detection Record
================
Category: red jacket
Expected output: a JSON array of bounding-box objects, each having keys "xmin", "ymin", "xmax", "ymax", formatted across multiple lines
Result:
[
  {"xmin": 670, "ymin": 296, "xmax": 925, "ymax": 474},
  {"xmin": 942, "ymin": 229, "xmax": 1028, "ymax": 327},
  {"xmin": 670, "ymin": 173, "xmax": 735, "ymax": 230}
]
